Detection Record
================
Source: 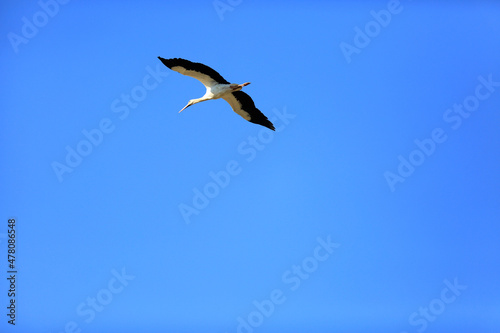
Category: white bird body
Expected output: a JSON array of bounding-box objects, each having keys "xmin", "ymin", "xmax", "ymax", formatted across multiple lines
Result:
[
  {"xmin": 208, "ymin": 84, "xmax": 234, "ymax": 98},
  {"xmin": 196, "ymin": 84, "xmax": 235, "ymax": 101},
  {"xmin": 158, "ymin": 57, "xmax": 274, "ymax": 130}
]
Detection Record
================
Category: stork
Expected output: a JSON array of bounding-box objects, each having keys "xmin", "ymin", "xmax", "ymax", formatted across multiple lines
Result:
[{"xmin": 158, "ymin": 57, "xmax": 275, "ymax": 130}]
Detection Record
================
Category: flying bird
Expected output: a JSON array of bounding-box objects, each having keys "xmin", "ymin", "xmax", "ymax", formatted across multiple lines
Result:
[{"xmin": 158, "ymin": 57, "xmax": 275, "ymax": 130}]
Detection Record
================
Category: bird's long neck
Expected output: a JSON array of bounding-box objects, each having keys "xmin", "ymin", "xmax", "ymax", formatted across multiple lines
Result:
[
  {"xmin": 179, "ymin": 95, "xmax": 212, "ymax": 113},
  {"xmin": 192, "ymin": 96, "xmax": 211, "ymax": 104}
]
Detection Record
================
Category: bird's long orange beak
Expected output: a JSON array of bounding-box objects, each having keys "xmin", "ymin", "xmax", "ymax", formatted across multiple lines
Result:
[
  {"xmin": 241, "ymin": 82, "xmax": 251, "ymax": 87},
  {"xmin": 179, "ymin": 104, "xmax": 191, "ymax": 113}
]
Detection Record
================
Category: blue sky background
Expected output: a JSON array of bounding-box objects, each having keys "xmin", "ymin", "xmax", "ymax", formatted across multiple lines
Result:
[{"xmin": 1, "ymin": 1, "xmax": 500, "ymax": 332}]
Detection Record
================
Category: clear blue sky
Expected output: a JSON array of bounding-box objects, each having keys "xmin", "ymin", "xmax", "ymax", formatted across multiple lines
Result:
[{"xmin": 1, "ymin": 1, "xmax": 500, "ymax": 332}]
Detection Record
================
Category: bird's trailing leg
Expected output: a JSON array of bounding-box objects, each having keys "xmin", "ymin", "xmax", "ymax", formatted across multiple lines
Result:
[{"xmin": 231, "ymin": 82, "xmax": 251, "ymax": 91}]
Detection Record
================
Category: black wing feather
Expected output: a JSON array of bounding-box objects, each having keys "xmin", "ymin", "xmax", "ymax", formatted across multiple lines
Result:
[
  {"xmin": 231, "ymin": 91, "xmax": 275, "ymax": 131},
  {"xmin": 158, "ymin": 57, "xmax": 229, "ymax": 84}
]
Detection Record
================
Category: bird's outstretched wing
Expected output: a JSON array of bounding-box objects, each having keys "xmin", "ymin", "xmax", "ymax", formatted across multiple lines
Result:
[
  {"xmin": 158, "ymin": 57, "xmax": 229, "ymax": 88},
  {"xmin": 222, "ymin": 91, "xmax": 275, "ymax": 130}
]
